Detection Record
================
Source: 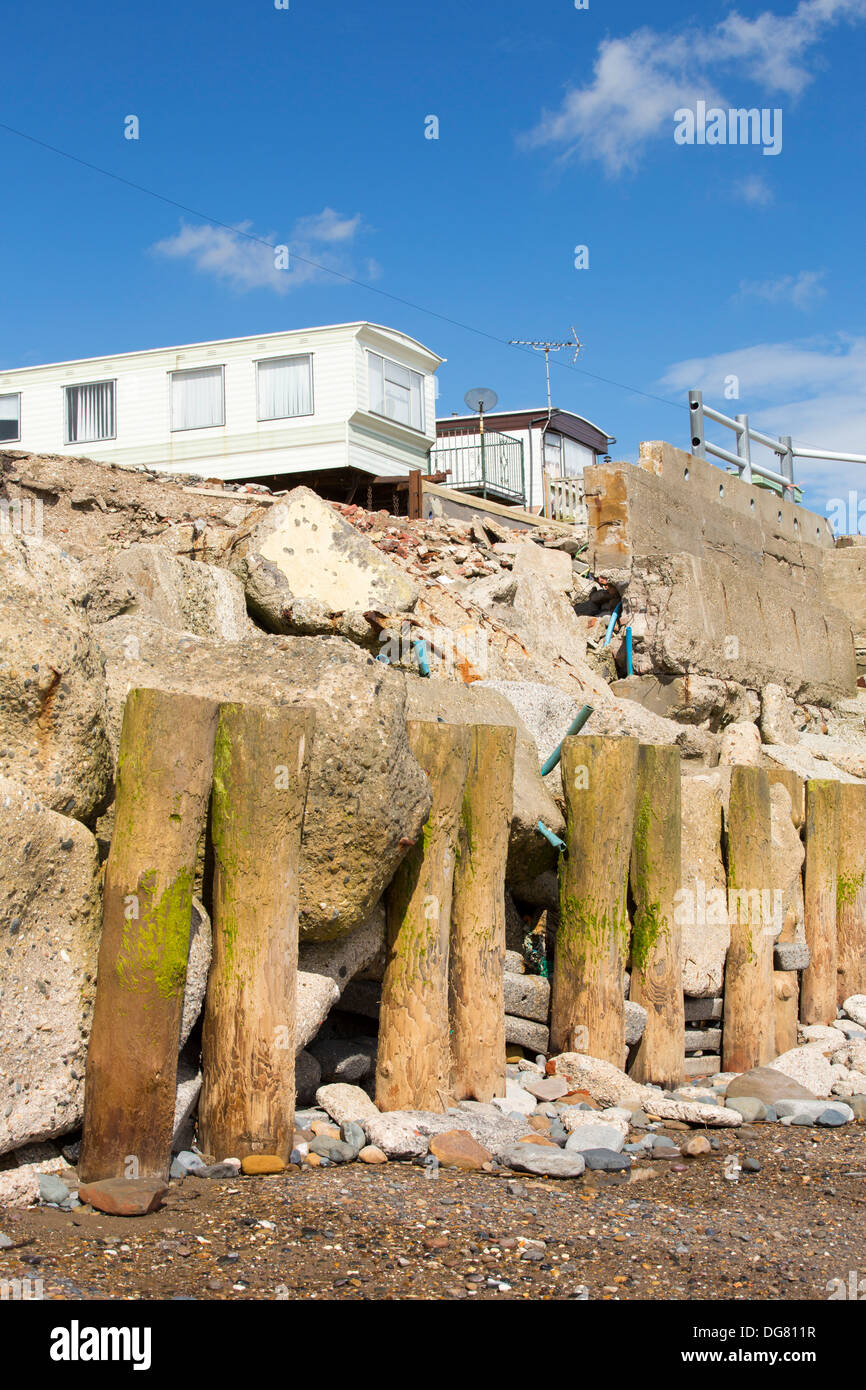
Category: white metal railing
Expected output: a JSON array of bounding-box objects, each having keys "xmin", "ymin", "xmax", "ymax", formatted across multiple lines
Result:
[
  {"xmin": 689, "ymin": 389, "xmax": 866, "ymax": 497},
  {"xmin": 688, "ymin": 390, "xmax": 794, "ymax": 494},
  {"xmin": 543, "ymin": 473, "xmax": 587, "ymax": 525}
]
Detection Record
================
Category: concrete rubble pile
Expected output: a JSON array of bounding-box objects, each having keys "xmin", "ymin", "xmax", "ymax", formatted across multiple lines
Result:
[{"xmin": 2, "ymin": 439, "xmax": 866, "ymax": 1208}]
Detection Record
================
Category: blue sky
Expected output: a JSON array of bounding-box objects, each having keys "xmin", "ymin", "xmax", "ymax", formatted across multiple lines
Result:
[{"xmin": 3, "ymin": 0, "xmax": 866, "ymax": 521}]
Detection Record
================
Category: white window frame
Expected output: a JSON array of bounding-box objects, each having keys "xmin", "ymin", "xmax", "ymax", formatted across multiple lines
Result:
[
  {"xmin": 169, "ymin": 365, "xmax": 226, "ymax": 433},
  {"xmin": 543, "ymin": 430, "xmax": 563, "ymax": 473},
  {"xmin": 0, "ymin": 392, "xmax": 21, "ymax": 443},
  {"xmin": 255, "ymin": 353, "xmax": 314, "ymax": 422},
  {"xmin": 64, "ymin": 379, "xmax": 117, "ymax": 445},
  {"xmin": 368, "ymin": 351, "xmax": 426, "ymax": 433}
]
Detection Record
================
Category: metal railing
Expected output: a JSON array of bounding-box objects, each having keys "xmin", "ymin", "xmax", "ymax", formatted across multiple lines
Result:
[
  {"xmin": 543, "ymin": 473, "xmax": 587, "ymax": 526},
  {"xmin": 430, "ymin": 428, "xmax": 525, "ymax": 505},
  {"xmin": 688, "ymin": 390, "xmax": 795, "ymax": 495},
  {"xmin": 689, "ymin": 389, "xmax": 866, "ymax": 498}
]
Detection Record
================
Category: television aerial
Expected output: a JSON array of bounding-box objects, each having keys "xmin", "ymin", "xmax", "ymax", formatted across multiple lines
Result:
[{"xmin": 508, "ymin": 328, "xmax": 583, "ymax": 421}]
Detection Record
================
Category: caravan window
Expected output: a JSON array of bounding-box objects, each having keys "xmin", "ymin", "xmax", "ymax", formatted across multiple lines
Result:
[{"xmin": 368, "ymin": 352, "xmax": 425, "ymax": 432}]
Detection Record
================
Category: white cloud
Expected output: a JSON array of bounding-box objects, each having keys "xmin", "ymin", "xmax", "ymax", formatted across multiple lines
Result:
[
  {"xmin": 661, "ymin": 334, "xmax": 866, "ymax": 524},
  {"xmin": 151, "ymin": 208, "xmax": 366, "ymax": 294},
  {"xmin": 733, "ymin": 174, "xmax": 775, "ymax": 205},
  {"xmin": 735, "ymin": 269, "xmax": 827, "ymax": 308},
  {"xmin": 290, "ymin": 208, "xmax": 362, "ymax": 244},
  {"xmin": 523, "ymin": 0, "xmax": 866, "ymax": 175}
]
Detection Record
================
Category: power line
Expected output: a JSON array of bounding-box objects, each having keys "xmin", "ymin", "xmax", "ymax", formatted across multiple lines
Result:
[{"xmin": 0, "ymin": 117, "xmax": 688, "ymax": 416}]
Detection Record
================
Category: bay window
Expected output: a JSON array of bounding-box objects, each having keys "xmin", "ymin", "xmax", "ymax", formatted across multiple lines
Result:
[{"xmin": 368, "ymin": 352, "xmax": 425, "ymax": 431}]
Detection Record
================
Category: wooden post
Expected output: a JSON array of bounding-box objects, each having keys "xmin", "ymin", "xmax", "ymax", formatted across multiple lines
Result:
[
  {"xmin": 408, "ymin": 468, "xmax": 423, "ymax": 521},
  {"xmin": 376, "ymin": 721, "xmax": 470, "ymax": 1112},
  {"xmin": 771, "ymin": 780, "xmax": 801, "ymax": 1057},
  {"xmin": 836, "ymin": 783, "xmax": 866, "ymax": 1004},
  {"xmin": 551, "ymin": 735, "xmax": 639, "ymax": 1066},
  {"xmin": 198, "ymin": 703, "xmax": 313, "ymax": 1163},
  {"xmin": 801, "ymin": 779, "xmax": 841, "ymax": 1025},
  {"xmin": 722, "ymin": 766, "xmax": 776, "ymax": 1073},
  {"xmin": 773, "ymin": 972, "xmax": 799, "ymax": 1054},
  {"xmin": 79, "ymin": 688, "xmax": 219, "ymax": 1183},
  {"xmin": 449, "ymin": 724, "xmax": 515, "ymax": 1102},
  {"xmin": 628, "ymin": 744, "xmax": 684, "ymax": 1088}
]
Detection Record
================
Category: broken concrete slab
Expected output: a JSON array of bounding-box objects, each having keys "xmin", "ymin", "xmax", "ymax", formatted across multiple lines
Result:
[
  {"xmin": 228, "ymin": 486, "xmax": 417, "ymax": 636},
  {"xmin": 0, "ymin": 534, "xmax": 112, "ymax": 823},
  {"xmin": 82, "ymin": 544, "xmax": 251, "ymax": 640},
  {"xmin": 0, "ymin": 777, "xmax": 101, "ymax": 1156}
]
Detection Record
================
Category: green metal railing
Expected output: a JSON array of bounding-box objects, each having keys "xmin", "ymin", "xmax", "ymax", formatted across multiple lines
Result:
[{"xmin": 430, "ymin": 428, "xmax": 525, "ymax": 506}]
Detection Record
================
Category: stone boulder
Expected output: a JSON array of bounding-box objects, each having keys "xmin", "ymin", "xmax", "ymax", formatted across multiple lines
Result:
[
  {"xmin": 843, "ymin": 996, "xmax": 866, "ymax": 1028},
  {"xmin": 81, "ymin": 544, "xmax": 251, "ymax": 640},
  {"xmin": 768, "ymin": 1045, "xmax": 835, "ymax": 1098},
  {"xmin": 504, "ymin": 543, "xmax": 589, "ymax": 673},
  {"xmin": 360, "ymin": 1105, "xmax": 529, "ymax": 1161},
  {"xmin": 0, "ymin": 777, "xmax": 223, "ymax": 1157},
  {"xmin": 761, "ymin": 684, "xmax": 799, "ymax": 746},
  {"xmin": 680, "ymin": 771, "xmax": 728, "ymax": 997},
  {"xmin": 719, "ymin": 721, "xmax": 762, "ymax": 767},
  {"xmin": 0, "ymin": 777, "xmax": 101, "ymax": 1155},
  {"xmin": 726, "ymin": 1066, "xmax": 817, "ymax": 1105},
  {"xmin": 549, "ymin": 1053, "xmax": 742, "ymax": 1125},
  {"xmin": 228, "ymin": 487, "xmax": 417, "ymax": 637},
  {"xmin": 95, "ymin": 621, "xmax": 431, "ymax": 939},
  {"xmin": 476, "ymin": 679, "xmax": 580, "ymax": 798},
  {"xmin": 180, "ymin": 898, "xmax": 212, "ymax": 1047},
  {"xmin": 761, "ymin": 743, "xmax": 865, "ymax": 785},
  {"xmin": 609, "ymin": 674, "xmax": 757, "ymax": 730},
  {"xmin": 0, "ymin": 535, "xmax": 112, "ymax": 823},
  {"xmin": 404, "ymin": 677, "xmax": 564, "ymax": 892}
]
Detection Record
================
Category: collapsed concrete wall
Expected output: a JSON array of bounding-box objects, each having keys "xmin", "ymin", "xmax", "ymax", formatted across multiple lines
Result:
[{"xmin": 584, "ymin": 441, "xmax": 857, "ymax": 704}]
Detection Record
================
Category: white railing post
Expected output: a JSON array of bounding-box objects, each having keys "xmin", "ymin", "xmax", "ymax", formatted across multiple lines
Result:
[
  {"xmin": 688, "ymin": 390, "xmax": 707, "ymax": 458},
  {"xmin": 735, "ymin": 413, "xmax": 752, "ymax": 485}
]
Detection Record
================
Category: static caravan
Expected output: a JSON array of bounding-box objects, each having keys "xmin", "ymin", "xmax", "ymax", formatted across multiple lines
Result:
[
  {"xmin": 433, "ymin": 407, "xmax": 613, "ymax": 515},
  {"xmin": 0, "ymin": 322, "xmax": 444, "ymax": 503}
]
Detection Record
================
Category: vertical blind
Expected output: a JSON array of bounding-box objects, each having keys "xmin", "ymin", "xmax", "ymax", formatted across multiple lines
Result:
[
  {"xmin": 257, "ymin": 355, "xmax": 313, "ymax": 420},
  {"xmin": 170, "ymin": 366, "xmax": 225, "ymax": 431},
  {"xmin": 368, "ymin": 352, "xmax": 425, "ymax": 431},
  {"xmin": 0, "ymin": 394, "xmax": 20, "ymax": 442},
  {"xmin": 65, "ymin": 381, "xmax": 115, "ymax": 444}
]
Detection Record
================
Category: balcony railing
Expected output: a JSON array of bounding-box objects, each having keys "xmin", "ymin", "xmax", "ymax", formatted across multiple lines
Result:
[
  {"xmin": 430, "ymin": 428, "xmax": 525, "ymax": 506},
  {"xmin": 542, "ymin": 473, "xmax": 587, "ymax": 526}
]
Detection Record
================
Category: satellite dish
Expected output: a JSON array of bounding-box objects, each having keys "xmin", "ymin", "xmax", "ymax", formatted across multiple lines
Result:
[{"xmin": 464, "ymin": 387, "xmax": 498, "ymax": 415}]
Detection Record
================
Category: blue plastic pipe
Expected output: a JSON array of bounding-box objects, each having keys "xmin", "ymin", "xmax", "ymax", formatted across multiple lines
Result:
[
  {"xmin": 603, "ymin": 601, "xmax": 622, "ymax": 648},
  {"xmin": 540, "ymin": 704, "xmax": 594, "ymax": 777},
  {"xmin": 536, "ymin": 820, "xmax": 566, "ymax": 853},
  {"xmin": 412, "ymin": 639, "xmax": 431, "ymax": 677},
  {"xmin": 625, "ymin": 625, "xmax": 633, "ymax": 676}
]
